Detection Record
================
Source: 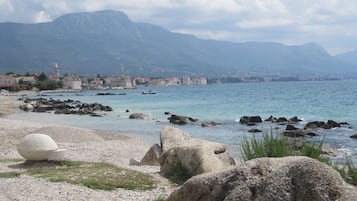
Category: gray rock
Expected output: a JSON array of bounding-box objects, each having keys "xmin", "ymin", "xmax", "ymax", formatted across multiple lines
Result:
[
  {"xmin": 167, "ymin": 156, "xmax": 355, "ymax": 201},
  {"xmin": 248, "ymin": 128, "xmax": 262, "ymax": 133},
  {"xmin": 160, "ymin": 126, "xmax": 191, "ymax": 152},
  {"xmin": 169, "ymin": 114, "xmax": 198, "ymax": 125},
  {"xmin": 239, "ymin": 116, "xmax": 262, "ymax": 124},
  {"xmin": 201, "ymin": 121, "xmax": 221, "ymax": 127},
  {"xmin": 139, "ymin": 144, "xmax": 162, "ymax": 166},
  {"xmin": 129, "ymin": 113, "xmax": 150, "ymax": 120},
  {"xmin": 159, "ymin": 126, "xmax": 235, "ymax": 180},
  {"xmin": 350, "ymin": 134, "xmax": 357, "ymax": 139},
  {"xmin": 286, "ymin": 124, "xmax": 299, "ymax": 130},
  {"xmin": 283, "ymin": 130, "xmax": 306, "ymax": 137}
]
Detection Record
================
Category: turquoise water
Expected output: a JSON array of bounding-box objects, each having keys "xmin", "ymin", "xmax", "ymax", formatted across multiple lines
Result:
[{"xmin": 9, "ymin": 80, "xmax": 357, "ymax": 161}]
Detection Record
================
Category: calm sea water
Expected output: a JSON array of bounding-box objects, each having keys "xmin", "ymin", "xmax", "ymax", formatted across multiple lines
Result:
[{"xmin": 9, "ymin": 80, "xmax": 357, "ymax": 162}]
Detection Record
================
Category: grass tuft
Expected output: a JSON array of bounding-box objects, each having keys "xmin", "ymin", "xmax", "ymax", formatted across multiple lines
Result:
[
  {"xmin": 26, "ymin": 161, "xmax": 156, "ymax": 191},
  {"xmin": 0, "ymin": 171, "xmax": 22, "ymax": 178}
]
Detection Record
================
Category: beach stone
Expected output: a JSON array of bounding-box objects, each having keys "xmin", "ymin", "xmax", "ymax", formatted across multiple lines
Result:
[
  {"xmin": 283, "ymin": 130, "xmax": 306, "ymax": 137},
  {"xmin": 327, "ymin": 120, "xmax": 341, "ymax": 128},
  {"xmin": 139, "ymin": 144, "xmax": 162, "ymax": 166},
  {"xmin": 19, "ymin": 103, "xmax": 34, "ymax": 111},
  {"xmin": 129, "ymin": 113, "xmax": 150, "ymax": 120},
  {"xmin": 201, "ymin": 121, "xmax": 221, "ymax": 127},
  {"xmin": 166, "ymin": 156, "xmax": 352, "ymax": 201},
  {"xmin": 305, "ymin": 121, "xmax": 326, "ymax": 129},
  {"xmin": 286, "ymin": 124, "xmax": 299, "ymax": 130},
  {"xmin": 159, "ymin": 140, "xmax": 235, "ymax": 179},
  {"xmin": 289, "ymin": 116, "xmax": 302, "ymax": 123},
  {"xmin": 169, "ymin": 114, "xmax": 198, "ymax": 125},
  {"xmin": 239, "ymin": 116, "xmax": 262, "ymax": 124},
  {"xmin": 160, "ymin": 126, "xmax": 191, "ymax": 152},
  {"xmin": 248, "ymin": 128, "xmax": 262, "ymax": 133},
  {"xmin": 305, "ymin": 120, "xmax": 341, "ymax": 130},
  {"xmin": 17, "ymin": 134, "xmax": 59, "ymax": 161},
  {"xmin": 159, "ymin": 126, "xmax": 235, "ymax": 179},
  {"xmin": 276, "ymin": 117, "xmax": 288, "ymax": 123}
]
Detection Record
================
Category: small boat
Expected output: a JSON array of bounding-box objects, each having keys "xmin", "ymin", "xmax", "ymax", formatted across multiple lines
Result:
[{"xmin": 142, "ymin": 90, "xmax": 156, "ymax": 95}]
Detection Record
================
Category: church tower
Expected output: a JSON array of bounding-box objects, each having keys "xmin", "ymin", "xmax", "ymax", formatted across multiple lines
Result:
[{"xmin": 53, "ymin": 63, "xmax": 60, "ymax": 81}]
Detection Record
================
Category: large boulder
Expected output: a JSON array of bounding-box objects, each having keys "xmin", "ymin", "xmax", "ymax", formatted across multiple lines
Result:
[
  {"xmin": 159, "ymin": 126, "xmax": 235, "ymax": 179},
  {"xmin": 17, "ymin": 133, "xmax": 65, "ymax": 161},
  {"xmin": 167, "ymin": 156, "xmax": 356, "ymax": 201},
  {"xmin": 160, "ymin": 126, "xmax": 191, "ymax": 152}
]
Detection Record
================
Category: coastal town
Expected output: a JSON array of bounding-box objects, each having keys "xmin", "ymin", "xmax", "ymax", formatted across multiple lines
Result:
[
  {"xmin": 0, "ymin": 63, "xmax": 345, "ymax": 93},
  {"xmin": 0, "ymin": 64, "xmax": 208, "ymax": 92}
]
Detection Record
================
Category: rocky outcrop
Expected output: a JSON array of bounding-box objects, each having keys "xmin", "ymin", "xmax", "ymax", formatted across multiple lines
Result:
[
  {"xmin": 265, "ymin": 116, "xmax": 302, "ymax": 124},
  {"xmin": 239, "ymin": 116, "xmax": 262, "ymax": 125},
  {"xmin": 159, "ymin": 126, "xmax": 235, "ymax": 179},
  {"xmin": 168, "ymin": 114, "xmax": 198, "ymax": 125},
  {"xmin": 129, "ymin": 113, "xmax": 150, "ymax": 120},
  {"xmin": 304, "ymin": 120, "xmax": 341, "ymax": 130},
  {"xmin": 167, "ymin": 156, "xmax": 356, "ymax": 201},
  {"xmin": 20, "ymin": 98, "xmax": 113, "ymax": 116}
]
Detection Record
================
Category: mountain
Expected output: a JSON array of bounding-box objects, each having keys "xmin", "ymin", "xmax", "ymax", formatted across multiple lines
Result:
[
  {"xmin": 336, "ymin": 49, "xmax": 357, "ymax": 66},
  {"xmin": 0, "ymin": 10, "xmax": 356, "ymax": 76}
]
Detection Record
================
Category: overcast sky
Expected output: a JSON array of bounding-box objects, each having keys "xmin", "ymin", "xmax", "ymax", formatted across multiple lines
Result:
[{"xmin": 1, "ymin": 0, "xmax": 356, "ymax": 55}]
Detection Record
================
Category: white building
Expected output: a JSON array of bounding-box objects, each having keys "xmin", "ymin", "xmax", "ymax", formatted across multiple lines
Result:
[
  {"xmin": 181, "ymin": 76, "xmax": 191, "ymax": 85},
  {"xmin": 62, "ymin": 75, "xmax": 82, "ymax": 90}
]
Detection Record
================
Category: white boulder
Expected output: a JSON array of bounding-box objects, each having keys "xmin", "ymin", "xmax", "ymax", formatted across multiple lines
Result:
[{"xmin": 17, "ymin": 133, "xmax": 65, "ymax": 161}]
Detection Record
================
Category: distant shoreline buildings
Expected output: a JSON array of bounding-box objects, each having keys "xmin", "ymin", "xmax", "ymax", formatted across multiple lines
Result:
[{"xmin": 0, "ymin": 63, "xmax": 347, "ymax": 92}]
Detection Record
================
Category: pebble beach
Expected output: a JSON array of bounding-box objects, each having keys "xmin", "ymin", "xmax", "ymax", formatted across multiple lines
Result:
[{"xmin": 0, "ymin": 96, "xmax": 176, "ymax": 201}]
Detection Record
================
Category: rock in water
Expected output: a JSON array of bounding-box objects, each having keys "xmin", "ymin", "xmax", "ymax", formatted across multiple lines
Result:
[
  {"xmin": 17, "ymin": 133, "xmax": 65, "ymax": 161},
  {"xmin": 129, "ymin": 113, "xmax": 150, "ymax": 120},
  {"xmin": 167, "ymin": 156, "xmax": 354, "ymax": 201}
]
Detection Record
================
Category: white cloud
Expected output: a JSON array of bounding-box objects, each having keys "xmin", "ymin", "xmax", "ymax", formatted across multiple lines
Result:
[
  {"xmin": 237, "ymin": 18, "xmax": 294, "ymax": 28},
  {"xmin": 184, "ymin": 0, "xmax": 243, "ymax": 14},
  {"xmin": 0, "ymin": 0, "xmax": 14, "ymax": 11},
  {"xmin": 33, "ymin": 10, "xmax": 51, "ymax": 23},
  {"xmin": 172, "ymin": 28, "xmax": 243, "ymax": 41}
]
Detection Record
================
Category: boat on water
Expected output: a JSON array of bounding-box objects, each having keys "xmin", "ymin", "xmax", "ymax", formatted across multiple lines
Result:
[{"xmin": 142, "ymin": 90, "xmax": 156, "ymax": 95}]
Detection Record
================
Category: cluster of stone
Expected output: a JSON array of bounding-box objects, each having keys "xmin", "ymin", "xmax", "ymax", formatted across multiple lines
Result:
[{"xmin": 19, "ymin": 97, "xmax": 112, "ymax": 117}]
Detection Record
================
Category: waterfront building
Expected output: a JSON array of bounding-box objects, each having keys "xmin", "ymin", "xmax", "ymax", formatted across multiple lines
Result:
[
  {"xmin": 0, "ymin": 75, "xmax": 17, "ymax": 90},
  {"xmin": 63, "ymin": 75, "xmax": 82, "ymax": 90},
  {"xmin": 182, "ymin": 76, "xmax": 191, "ymax": 85}
]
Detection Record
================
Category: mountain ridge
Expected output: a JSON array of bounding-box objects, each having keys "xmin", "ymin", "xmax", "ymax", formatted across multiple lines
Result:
[
  {"xmin": 0, "ymin": 10, "xmax": 356, "ymax": 76},
  {"xmin": 336, "ymin": 49, "xmax": 357, "ymax": 66}
]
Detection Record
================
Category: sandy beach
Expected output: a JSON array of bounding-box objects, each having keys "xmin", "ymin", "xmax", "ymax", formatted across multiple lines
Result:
[{"xmin": 0, "ymin": 96, "xmax": 176, "ymax": 201}]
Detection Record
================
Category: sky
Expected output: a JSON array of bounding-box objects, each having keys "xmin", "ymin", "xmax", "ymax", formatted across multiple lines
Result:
[{"xmin": 0, "ymin": 0, "xmax": 356, "ymax": 55}]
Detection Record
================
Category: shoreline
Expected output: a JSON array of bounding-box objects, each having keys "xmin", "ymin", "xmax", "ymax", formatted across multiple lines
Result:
[{"xmin": 0, "ymin": 96, "xmax": 176, "ymax": 200}]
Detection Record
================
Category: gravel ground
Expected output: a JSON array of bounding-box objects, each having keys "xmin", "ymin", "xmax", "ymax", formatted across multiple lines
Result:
[{"xmin": 0, "ymin": 96, "xmax": 176, "ymax": 201}]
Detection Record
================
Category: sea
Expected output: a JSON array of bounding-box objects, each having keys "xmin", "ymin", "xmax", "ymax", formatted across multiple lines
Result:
[{"xmin": 8, "ymin": 80, "xmax": 357, "ymax": 163}]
